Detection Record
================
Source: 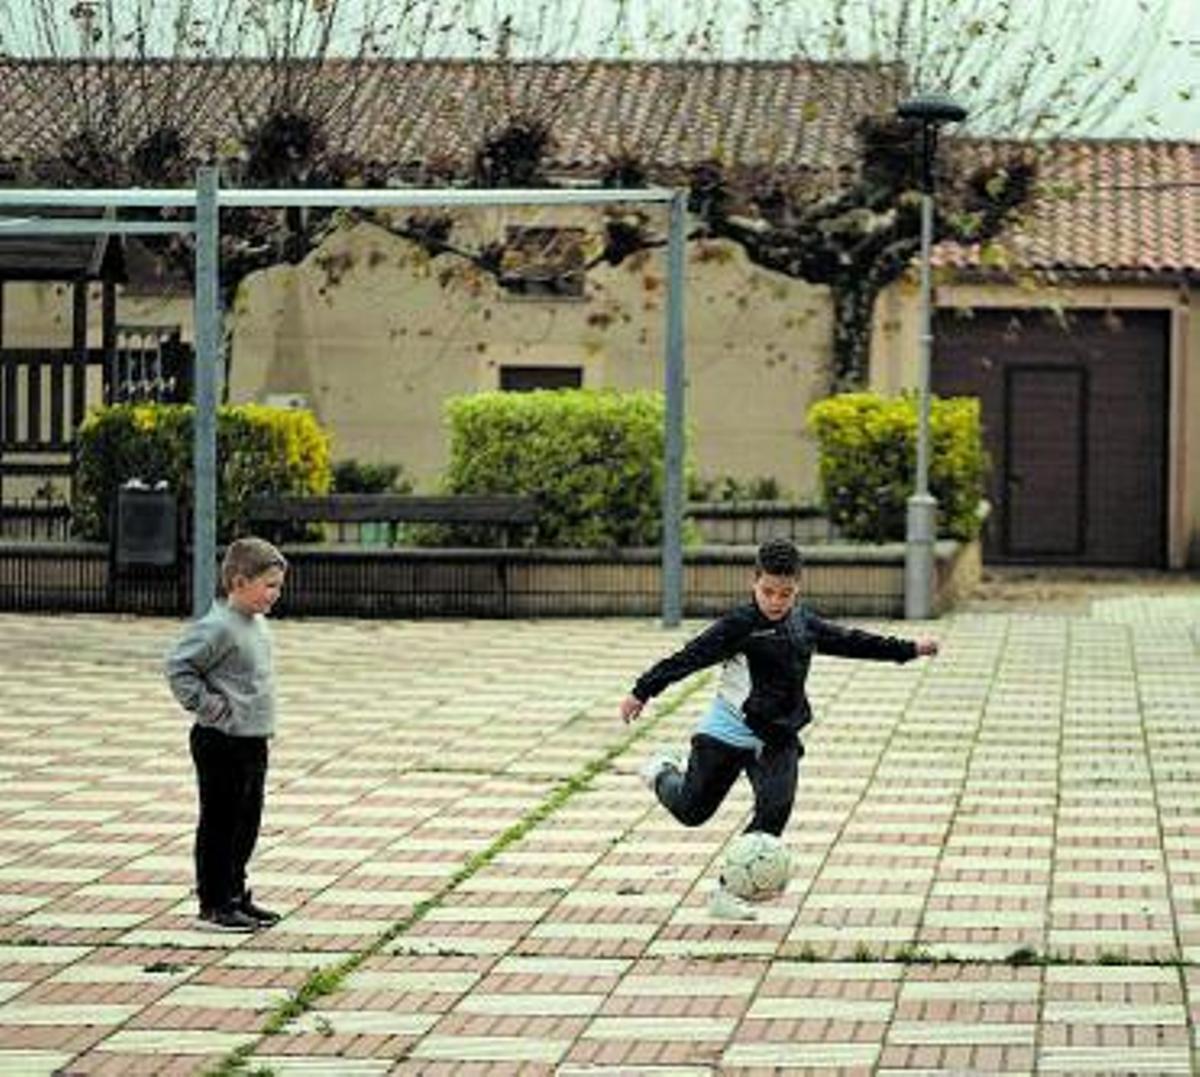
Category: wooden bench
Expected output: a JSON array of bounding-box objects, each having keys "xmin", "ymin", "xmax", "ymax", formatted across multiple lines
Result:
[{"xmin": 245, "ymin": 493, "xmax": 538, "ymax": 547}]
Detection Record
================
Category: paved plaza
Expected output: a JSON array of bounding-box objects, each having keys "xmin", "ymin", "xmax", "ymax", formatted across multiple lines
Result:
[{"xmin": 1, "ymin": 586, "xmax": 1199, "ymax": 1075}]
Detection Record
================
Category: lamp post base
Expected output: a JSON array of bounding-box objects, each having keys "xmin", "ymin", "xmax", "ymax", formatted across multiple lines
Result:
[{"xmin": 904, "ymin": 493, "xmax": 938, "ymax": 620}]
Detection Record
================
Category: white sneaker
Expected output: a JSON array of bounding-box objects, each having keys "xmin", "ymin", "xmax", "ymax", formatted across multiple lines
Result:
[
  {"xmin": 707, "ymin": 882, "xmax": 758, "ymax": 921},
  {"xmin": 639, "ymin": 747, "xmax": 684, "ymax": 792}
]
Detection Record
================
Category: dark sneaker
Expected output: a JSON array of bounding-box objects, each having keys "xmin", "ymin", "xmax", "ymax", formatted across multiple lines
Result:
[
  {"xmin": 239, "ymin": 890, "xmax": 281, "ymax": 927},
  {"xmin": 197, "ymin": 905, "xmax": 259, "ymax": 933}
]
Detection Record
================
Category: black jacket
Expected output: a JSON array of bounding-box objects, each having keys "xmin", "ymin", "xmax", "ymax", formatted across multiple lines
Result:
[{"xmin": 632, "ymin": 601, "xmax": 918, "ymax": 743}]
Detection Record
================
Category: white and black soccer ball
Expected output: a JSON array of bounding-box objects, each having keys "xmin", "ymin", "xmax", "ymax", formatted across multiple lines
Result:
[{"xmin": 722, "ymin": 830, "xmax": 791, "ymax": 901}]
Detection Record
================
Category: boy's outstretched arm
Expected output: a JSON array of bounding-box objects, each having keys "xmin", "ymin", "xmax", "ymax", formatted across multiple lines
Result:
[
  {"xmin": 617, "ymin": 610, "xmax": 751, "ymax": 723},
  {"xmin": 808, "ymin": 613, "xmax": 939, "ymax": 663}
]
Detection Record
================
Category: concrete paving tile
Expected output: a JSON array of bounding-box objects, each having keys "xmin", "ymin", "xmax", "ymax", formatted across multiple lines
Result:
[
  {"xmin": 255, "ymin": 1059, "xmax": 393, "ymax": 1075},
  {"xmin": 91, "ymin": 1029, "xmax": 251, "ymax": 1054},
  {"xmin": 0, "ymin": 895, "xmax": 53, "ymax": 915},
  {"xmin": 456, "ymin": 875, "xmax": 576, "ymax": 896},
  {"xmin": 387, "ymin": 937, "xmax": 515, "ymax": 957},
  {"xmin": 935, "ymin": 854, "xmax": 1052, "ymax": 873},
  {"xmin": 931, "ymin": 882, "xmax": 1045, "ymax": 899},
  {"xmin": 18, "ymin": 912, "xmax": 149, "ymax": 930},
  {"xmin": 115, "ymin": 927, "xmax": 257, "ymax": 948},
  {"xmin": 582, "ymin": 1016, "xmax": 735, "ymax": 1041},
  {"xmin": 908, "ymin": 931, "xmax": 1039, "ymax": 958},
  {"xmin": 747, "ymin": 995, "xmax": 894, "ymax": 1021},
  {"xmin": 288, "ymin": 1009, "xmax": 438, "ymax": 1035},
  {"xmin": 900, "ymin": 980, "xmax": 1040, "ymax": 1003},
  {"xmin": 408, "ymin": 1035, "xmax": 572, "ymax": 1063},
  {"xmin": 528, "ymin": 921, "xmax": 659, "ymax": 942},
  {"xmin": 454, "ymin": 992, "xmax": 605, "ymax": 1017},
  {"xmin": 1036, "ymin": 1047, "xmax": 1192, "ymax": 1073},
  {"xmin": 424, "ymin": 904, "xmax": 550, "ymax": 924},
  {"xmin": 887, "ymin": 1021, "xmax": 1036, "ymax": 1046},
  {"xmin": 160, "ymin": 984, "xmax": 293, "ymax": 1009},
  {"xmin": 342, "ymin": 969, "xmax": 483, "ymax": 994},
  {"xmin": 0, "ymin": 1003, "xmax": 140, "ymax": 1025},
  {"xmin": 921, "ymin": 910, "xmax": 1045, "ymax": 929},
  {"xmin": 805, "ymin": 892, "xmax": 925, "ymax": 911},
  {"xmin": 648, "ymin": 939, "xmax": 780, "ymax": 958},
  {"xmin": 46, "ymin": 963, "xmax": 195, "ymax": 986},
  {"xmin": 0, "ymin": 944, "xmax": 94, "ymax": 965},
  {"xmin": 0, "ymin": 828, "xmax": 79, "ymax": 847},
  {"xmin": 45, "ymin": 841, "xmax": 161, "ymax": 859},
  {"xmin": 489, "ymin": 955, "xmax": 630, "ymax": 979},
  {"xmin": 305, "ymin": 888, "xmax": 427, "ymax": 908},
  {"xmin": 613, "ymin": 973, "xmax": 760, "ymax": 997},
  {"xmin": 554, "ymin": 1060, "xmax": 705, "ymax": 1069},
  {"xmin": 0, "ymin": 1052, "xmax": 74, "ymax": 1076},
  {"xmin": 1042, "ymin": 1001, "xmax": 1184, "ymax": 1023},
  {"xmin": 819, "ymin": 864, "xmax": 935, "ymax": 884},
  {"xmin": 722, "ymin": 1041, "xmax": 879, "ymax": 1067},
  {"xmin": 0, "ymin": 983, "xmax": 28, "ymax": 1004},
  {"xmin": 0, "ymin": 866, "xmax": 107, "ymax": 886}
]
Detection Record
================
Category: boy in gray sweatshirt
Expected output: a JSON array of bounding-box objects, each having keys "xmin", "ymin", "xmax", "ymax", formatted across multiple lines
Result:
[{"xmin": 166, "ymin": 537, "xmax": 287, "ymax": 932}]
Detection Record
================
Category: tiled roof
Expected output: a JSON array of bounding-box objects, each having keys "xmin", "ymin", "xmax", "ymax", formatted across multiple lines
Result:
[
  {"xmin": 3, "ymin": 61, "xmax": 1194, "ymax": 278},
  {"xmin": 938, "ymin": 139, "xmax": 1199, "ymax": 278},
  {"xmin": 0, "ymin": 58, "xmax": 902, "ymax": 176}
]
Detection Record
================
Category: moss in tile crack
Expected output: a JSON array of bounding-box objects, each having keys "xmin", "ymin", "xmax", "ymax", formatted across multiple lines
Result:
[
  {"xmin": 203, "ymin": 675, "xmax": 709, "ymax": 1077},
  {"xmin": 1005, "ymin": 945, "xmax": 1041, "ymax": 967},
  {"xmin": 892, "ymin": 944, "xmax": 939, "ymax": 965}
]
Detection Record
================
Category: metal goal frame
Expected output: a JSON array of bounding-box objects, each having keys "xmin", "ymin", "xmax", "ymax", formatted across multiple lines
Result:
[{"xmin": 1, "ymin": 172, "xmax": 689, "ymax": 624}]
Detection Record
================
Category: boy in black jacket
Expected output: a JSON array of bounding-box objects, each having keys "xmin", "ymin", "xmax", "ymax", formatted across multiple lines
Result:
[{"xmin": 619, "ymin": 538, "xmax": 938, "ymax": 919}]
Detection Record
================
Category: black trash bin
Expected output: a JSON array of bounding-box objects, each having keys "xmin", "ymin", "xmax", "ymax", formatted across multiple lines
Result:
[{"xmin": 114, "ymin": 481, "xmax": 178, "ymax": 570}]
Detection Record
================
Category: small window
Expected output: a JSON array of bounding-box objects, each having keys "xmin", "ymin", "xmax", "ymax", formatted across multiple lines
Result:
[
  {"xmin": 499, "ymin": 365, "xmax": 583, "ymax": 392},
  {"xmin": 499, "ymin": 227, "xmax": 586, "ymax": 299}
]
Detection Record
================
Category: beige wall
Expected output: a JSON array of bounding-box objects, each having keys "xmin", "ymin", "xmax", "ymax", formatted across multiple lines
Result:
[
  {"xmin": 4, "ymin": 220, "xmax": 834, "ymax": 501},
  {"xmin": 871, "ymin": 278, "xmax": 1198, "ymax": 568},
  {"xmin": 229, "ymin": 220, "xmax": 833, "ymax": 498},
  {"xmin": 1, "ymin": 280, "xmax": 196, "ymax": 347}
]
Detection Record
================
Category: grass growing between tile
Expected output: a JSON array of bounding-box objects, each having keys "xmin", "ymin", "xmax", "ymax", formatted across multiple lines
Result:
[{"xmin": 205, "ymin": 676, "xmax": 712, "ymax": 1077}]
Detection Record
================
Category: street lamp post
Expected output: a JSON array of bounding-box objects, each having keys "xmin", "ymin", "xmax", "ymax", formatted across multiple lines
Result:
[{"xmin": 897, "ymin": 92, "xmax": 968, "ymax": 620}]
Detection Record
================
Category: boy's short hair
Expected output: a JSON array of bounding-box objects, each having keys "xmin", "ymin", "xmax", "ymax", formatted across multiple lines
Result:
[
  {"xmin": 755, "ymin": 538, "xmax": 802, "ymax": 577},
  {"xmin": 221, "ymin": 536, "xmax": 287, "ymax": 593}
]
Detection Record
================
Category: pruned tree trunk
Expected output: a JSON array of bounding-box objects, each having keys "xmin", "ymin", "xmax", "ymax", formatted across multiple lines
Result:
[{"xmin": 830, "ymin": 275, "xmax": 884, "ymax": 391}]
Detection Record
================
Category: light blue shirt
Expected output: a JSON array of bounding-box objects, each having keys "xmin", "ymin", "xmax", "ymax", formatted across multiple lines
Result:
[{"xmin": 697, "ymin": 694, "xmax": 764, "ymax": 752}]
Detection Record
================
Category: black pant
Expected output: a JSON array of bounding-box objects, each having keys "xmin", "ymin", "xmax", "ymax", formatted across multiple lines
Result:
[
  {"xmin": 655, "ymin": 732, "xmax": 802, "ymax": 836},
  {"xmin": 189, "ymin": 724, "xmax": 268, "ymax": 912}
]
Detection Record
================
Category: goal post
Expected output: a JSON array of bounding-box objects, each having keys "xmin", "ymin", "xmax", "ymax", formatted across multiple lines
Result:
[{"xmin": 0, "ymin": 174, "xmax": 689, "ymax": 624}]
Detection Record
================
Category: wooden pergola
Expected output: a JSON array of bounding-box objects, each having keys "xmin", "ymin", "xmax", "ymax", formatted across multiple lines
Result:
[{"xmin": 0, "ymin": 211, "xmax": 126, "ymax": 503}]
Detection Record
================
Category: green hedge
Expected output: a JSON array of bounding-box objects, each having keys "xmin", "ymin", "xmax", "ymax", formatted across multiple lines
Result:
[
  {"xmin": 74, "ymin": 403, "xmax": 331, "ymax": 542},
  {"xmin": 437, "ymin": 389, "xmax": 686, "ymax": 548},
  {"xmin": 807, "ymin": 392, "xmax": 987, "ymax": 543}
]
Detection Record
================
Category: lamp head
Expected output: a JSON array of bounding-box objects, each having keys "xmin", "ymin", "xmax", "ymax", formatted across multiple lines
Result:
[{"xmin": 897, "ymin": 92, "xmax": 969, "ymax": 125}]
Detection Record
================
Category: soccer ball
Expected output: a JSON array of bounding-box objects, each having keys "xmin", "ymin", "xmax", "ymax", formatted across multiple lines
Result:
[{"xmin": 722, "ymin": 830, "xmax": 791, "ymax": 901}]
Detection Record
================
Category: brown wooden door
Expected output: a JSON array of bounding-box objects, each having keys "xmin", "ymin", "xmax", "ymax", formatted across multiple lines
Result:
[{"xmin": 1005, "ymin": 366, "xmax": 1086, "ymax": 556}]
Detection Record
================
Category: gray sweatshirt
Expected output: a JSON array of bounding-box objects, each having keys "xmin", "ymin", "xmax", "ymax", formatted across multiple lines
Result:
[{"xmin": 165, "ymin": 599, "xmax": 277, "ymax": 737}]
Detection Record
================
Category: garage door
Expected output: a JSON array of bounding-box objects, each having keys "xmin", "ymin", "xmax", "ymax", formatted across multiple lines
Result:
[{"xmin": 933, "ymin": 308, "xmax": 1168, "ymax": 566}]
